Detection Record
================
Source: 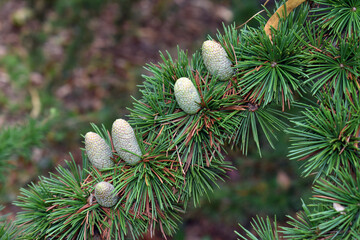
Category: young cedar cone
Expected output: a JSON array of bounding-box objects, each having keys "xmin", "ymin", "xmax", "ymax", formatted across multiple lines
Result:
[
  {"xmin": 112, "ymin": 119, "xmax": 142, "ymax": 165},
  {"xmin": 174, "ymin": 77, "xmax": 201, "ymax": 115},
  {"xmin": 202, "ymin": 40, "xmax": 233, "ymax": 81},
  {"xmin": 94, "ymin": 181, "xmax": 118, "ymax": 207},
  {"xmin": 85, "ymin": 132, "xmax": 114, "ymax": 170}
]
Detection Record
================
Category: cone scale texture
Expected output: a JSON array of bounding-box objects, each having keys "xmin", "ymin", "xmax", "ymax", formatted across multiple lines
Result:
[
  {"xmin": 112, "ymin": 119, "xmax": 142, "ymax": 165},
  {"xmin": 174, "ymin": 77, "xmax": 201, "ymax": 115},
  {"xmin": 202, "ymin": 40, "xmax": 233, "ymax": 81},
  {"xmin": 94, "ymin": 181, "xmax": 118, "ymax": 208},
  {"xmin": 85, "ymin": 132, "xmax": 114, "ymax": 170}
]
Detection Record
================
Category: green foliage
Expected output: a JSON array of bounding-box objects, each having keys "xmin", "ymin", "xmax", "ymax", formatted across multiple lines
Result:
[
  {"xmin": 0, "ymin": 55, "xmax": 31, "ymax": 88},
  {"xmin": 312, "ymin": 0, "xmax": 360, "ymax": 38},
  {"xmin": 15, "ymin": 156, "xmax": 147, "ymax": 239},
  {"xmin": 10, "ymin": 0, "xmax": 360, "ymax": 239},
  {"xmin": 217, "ymin": 24, "xmax": 291, "ymax": 155},
  {"xmin": 130, "ymin": 48, "xmax": 239, "ymax": 170},
  {"xmin": 0, "ymin": 206, "xmax": 18, "ymax": 240},
  {"xmin": 311, "ymin": 169, "xmax": 360, "ymax": 238},
  {"xmin": 235, "ymin": 0, "xmax": 360, "ymax": 239},
  {"xmin": 235, "ymin": 3, "xmax": 309, "ymax": 108},
  {"xmin": 288, "ymin": 95, "xmax": 360, "ymax": 178},
  {"xmin": 0, "ymin": 118, "xmax": 51, "ymax": 187},
  {"xmin": 305, "ymin": 36, "xmax": 360, "ymax": 98},
  {"xmin": 0, "ymin": 119, "xmax": 49, "ymax": 161},
  {"xmin": 216, "ymin": 23, "xmax": 241, "ymax": 63},
  {"xmin": 112, "ymin": 146, "xmax": 183, "ymax": 236},
  {"xmin": 236, "ymin": 216, "xmax": 280, "ymax": 240},
  {"xmin": 281, "ymin": 201, "xmax": 319, "ymax": 239},
  {"xmin": 283, "ymin": 168, "xmax": 360, "ymax": 239},
  {"xmin": 180, "ymin": 160, "xmax": 233, "ymax": 208},
  {"xmin": 231, "ymin": 105, "xmax": 288, "ymax": 155}
]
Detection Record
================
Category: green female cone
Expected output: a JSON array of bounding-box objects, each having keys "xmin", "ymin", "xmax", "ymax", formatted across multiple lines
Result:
[
  {"xmin": 202, "ymin": 40, "xmax": 233, "ymax": 81},
  {"xmin": 174, "ymin": 77, "xmax": 201, "ymax": 115},
  {"xmin": 94, "ymin": 181, "xmax": 118, "ymax": 207},
  {"xmin": 85, "ymin": 132, "xmax": 114, "ymax": 170},
  {"xmin": 112, "ymin": 119, "xmax": 142, "ymax": 165}
]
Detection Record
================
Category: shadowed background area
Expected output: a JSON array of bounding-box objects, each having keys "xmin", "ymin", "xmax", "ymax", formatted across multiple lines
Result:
[{"xmin": 0, "ymin": 0, "xmax": 311, "ymax": 239}]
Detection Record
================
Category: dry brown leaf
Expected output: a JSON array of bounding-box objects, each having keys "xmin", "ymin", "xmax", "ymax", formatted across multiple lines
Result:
[{"xmin": 264, "ymin": 0, "xmax": 307, "ymax": 41}]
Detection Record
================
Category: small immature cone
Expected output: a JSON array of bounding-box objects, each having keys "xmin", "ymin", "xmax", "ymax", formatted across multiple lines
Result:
[
  {"xmin": 174, "ymin": 77, "xmax": 201, "ymax": 115},
  {"xmin": 85, "ymin": 132, "xmax": 114, "ymax": 169},
  {"xmin": 112, "ymin": 119, "xmax": 142, "ymax": 165},
  {"xmin": 202, "ymin": 40, "xmax": 233, "ymax": 81},
  {"xmin": 94, "ymin": 181, "xmax": 118, "ymax": 208}
]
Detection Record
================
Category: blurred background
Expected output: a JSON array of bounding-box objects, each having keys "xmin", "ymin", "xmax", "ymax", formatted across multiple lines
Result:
[{"xmin": 0, "ymin": 0, "xmax": 312, "ymax": 239}]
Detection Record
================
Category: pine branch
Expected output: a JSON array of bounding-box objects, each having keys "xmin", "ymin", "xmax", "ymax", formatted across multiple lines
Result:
[
  {"xmin": 283, "ymin": 166, "xmax": 360, "ymax": 239},
  {"xmin": 235, "ymin": 3, "xmax": 309, "ymax": 108},
  {"xmin": 0, "ymin": 206, "xmax": 19, "ymax": 239},
  {"xmin": 310, "ymin": 168, "xmax": 360, "ymax": 238},
  {"xmin": 0, "ymin": 118, "xmax": 51, "ymax": 187},
  {"xmin": 311, "ymin": 0, "xmax": 360, "ymax": 38},
  {"xmin": 236, "ymin": 216, "xmax": 280, "ymax": 240},
  {"xmin": 288, "ymin": 94, "xmax": 360, "ymax": 178},
  {"xmin": 15, "ymin": 155, "xmax": 148, "ymax": 239},
  {"xmin": 11, "ymin": 1, "xmax": 360, "ymax": 239},
  {"xmin": 305, "ymin": 36, "xmax": 360, "ymax": 98},
  {"xmin": 230, "ymin": 104, "xmax": 289, "ymax": 156},
  {"xmin": 281, "ymin": 200, "xmax": 320, "ymax": 239}
]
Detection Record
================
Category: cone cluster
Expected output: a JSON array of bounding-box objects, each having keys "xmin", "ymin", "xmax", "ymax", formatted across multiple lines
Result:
[
  {"xmin": 85, "ymin": 119, "xmax": 142, "ymax": 168},
  {"xmin": 83, "ymin": 37, "xmax": 232, "ymax": 227},
  {"xmin": 202, "ymin": 40, "xmax": 233, "ymax": 81}
]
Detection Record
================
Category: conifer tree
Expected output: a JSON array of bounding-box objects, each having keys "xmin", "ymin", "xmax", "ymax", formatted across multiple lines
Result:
[{"xmin": 9, "ymin": 0, "xmax": 360, "ymax": 239}]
